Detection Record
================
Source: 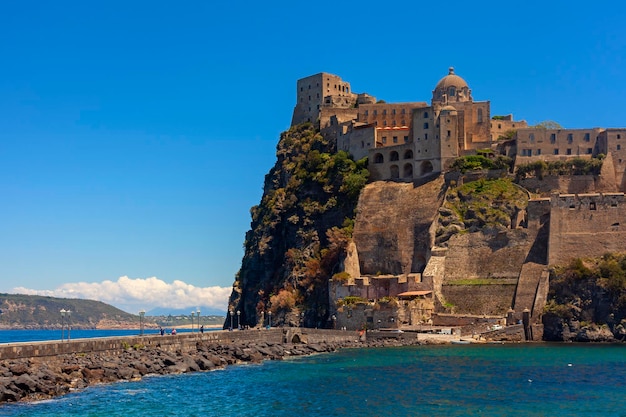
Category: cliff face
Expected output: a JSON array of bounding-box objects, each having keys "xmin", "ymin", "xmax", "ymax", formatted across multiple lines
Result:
[
  {"xmin": 542, "ymin": 255, "xmax": 626, "ymax": 341},
  {"xmin": 228, "ymin": 123, "xmax": 368, "ymax": 328}
]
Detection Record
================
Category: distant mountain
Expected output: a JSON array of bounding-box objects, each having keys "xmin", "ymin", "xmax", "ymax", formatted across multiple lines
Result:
[{"xmin": 0, "ymin": 293, "xmax": 140, "ymax": 329}]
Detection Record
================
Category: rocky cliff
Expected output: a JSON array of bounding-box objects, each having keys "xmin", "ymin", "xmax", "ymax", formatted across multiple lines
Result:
[
  {"xmin": 542, "ymin": 255, "xmax": 626, "ymax": 341},
  {"xmin": 227, "ymin": 123, "xmax": 368, "ymax": 328}
]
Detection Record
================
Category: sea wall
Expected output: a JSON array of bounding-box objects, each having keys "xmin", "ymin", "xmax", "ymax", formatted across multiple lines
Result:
[
  {"xmin": 0, "ymin": 329, "xmax": 361, "ymax": 361},
  {"xmin": 0, "ymin": 329, "xmax": 424, "ymax": 404}
]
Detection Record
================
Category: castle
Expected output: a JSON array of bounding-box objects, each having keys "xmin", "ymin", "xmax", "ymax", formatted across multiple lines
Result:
[
  {"xmin": 291, "ymin": 68, "xmax": 626, "ymax": 190},
  {"xmin": 290, "ymin": 69, "xmax": 626, "ymax": 336}
]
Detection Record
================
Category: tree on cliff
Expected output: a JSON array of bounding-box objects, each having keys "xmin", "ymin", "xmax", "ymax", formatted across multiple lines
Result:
[{"xmin": 227, "ymin": 123, "xmax": 368, "ymax": 329}]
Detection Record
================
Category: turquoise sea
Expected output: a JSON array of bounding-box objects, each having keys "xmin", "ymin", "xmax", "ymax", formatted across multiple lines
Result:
[{"xmin": 1, "ymin": 343, "xmax": 624, "ymax": 417}]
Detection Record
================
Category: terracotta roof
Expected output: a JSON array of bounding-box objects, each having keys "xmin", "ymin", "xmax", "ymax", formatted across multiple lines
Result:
[{"xmin": 397, "ymin": 290, "xmax": 433, "ymax": 297}]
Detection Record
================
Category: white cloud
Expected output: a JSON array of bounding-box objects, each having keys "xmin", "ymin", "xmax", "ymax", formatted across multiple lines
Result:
[{"xmin": 12, "ymin": 276, "xmax": 232, "ymax": 314}]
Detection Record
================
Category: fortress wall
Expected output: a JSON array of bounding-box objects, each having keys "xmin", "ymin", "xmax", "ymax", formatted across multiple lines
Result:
[
  {"xmin": 352, "ymin": 178, "xmax": 445, "ymax": 276},
  {"xmin": 439, "ymin": 283, "xmax": 515, "ymax": 315},
  {"xmin": 519, "ymin": 175, "xmax": 616, "ymax": 195},
  {"xmin": 548, "ymin": 193, "xmax": 626, "ymax": 265},
  {"xmin": 443, "ymin": 229, "xmax": 537, "ymax": 282}
]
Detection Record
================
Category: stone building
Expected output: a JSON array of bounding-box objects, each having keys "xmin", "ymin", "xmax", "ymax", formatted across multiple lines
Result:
[
  {"xmin": 295, "ymin": 68, "xmax": 521, "ymax": 182},
  {"xmin": 287, "ymin": 69, "xmax": 626, "ymax": 332}
]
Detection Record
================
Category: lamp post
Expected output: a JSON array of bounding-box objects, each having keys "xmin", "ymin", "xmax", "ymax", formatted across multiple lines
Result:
[
  {"xmin": 139, "ymin": 310, "xmax": 145, "ymax": 336},
  {"xmin": 237, "ymin": 310, "xmax": 241, "ymax": 330},
  {"xmin": 66, "ymin": 310, "xmax": 72, "ymax": 341},
  {"xmin": 60, "ymin": 309, "xmax": 66, "ymax": 341},
  {"xmin": 229, "ymin": 309, "xmax": 234, "ymax": 331},
  {"xmin": 190, "ymin": 312, "xmax": 195, "ymax": 333},
  {"xmin": 268, "ymin": 311, "xmax": 272, "ymax": 328},
  {"xmin": 197, "ymin": 308, "xmax": 201, "ymax": 332}
]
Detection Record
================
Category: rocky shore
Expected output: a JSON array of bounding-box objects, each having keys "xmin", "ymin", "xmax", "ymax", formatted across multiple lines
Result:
[{"xmin": 0, "ymin": 335, "xmax": 432, "ymax": 404}]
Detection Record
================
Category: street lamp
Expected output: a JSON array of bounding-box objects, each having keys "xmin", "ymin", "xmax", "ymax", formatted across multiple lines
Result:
[
  {"xmin": 66, "ymin": 310, "xmax": 72, "ymax": 341},
  {"xmin": 190, "ymin": 311, "xmax": 195, "ymax": 333},
  {"xmin": 237, "ymin": 310, "xmax": 241, "ymax": 330},
  {"xmin": 60, "ymin": 309, "xmax": 66, "ymax": 341},
  {"xmin": 139, "ymin": 310, "xmax": 145, "ymax": 336},
  {"xmin": 229, "ymin": 309, "xmax": 234, "ymax": 331},
  {"xmin": 268, "ymin": 311, "xmax": 272, "ymax": 328},
  {"xmin": 197, "ymin": 308, "xmax": 201, "ymax": 332}
]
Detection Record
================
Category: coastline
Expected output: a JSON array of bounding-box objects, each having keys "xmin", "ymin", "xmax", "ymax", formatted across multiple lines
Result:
[{"xmin": 0, "ymin": 329, "xmax": 444, "ymax": 404}]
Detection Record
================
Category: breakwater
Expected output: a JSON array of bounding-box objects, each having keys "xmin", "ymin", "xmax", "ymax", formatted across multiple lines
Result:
[{"xmin": 0, "ymin": 328, "xmax": 427, "ymax": 404}]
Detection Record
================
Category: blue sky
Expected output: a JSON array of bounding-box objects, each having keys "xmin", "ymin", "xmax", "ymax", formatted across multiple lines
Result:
[{"xmin": 1, "ymin": 1, "xmax": 625, "ymax": 314}]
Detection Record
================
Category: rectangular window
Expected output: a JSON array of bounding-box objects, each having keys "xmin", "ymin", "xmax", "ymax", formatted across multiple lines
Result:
[
  {"xmin": 425, "ymin": 133, "xmax": 428, "ymax": 140},
  {"xmin": 402, "ymin": 109, "xmax": 406, "ymax": 114},
  {"xmin": 554, "ymin": 149, "xmax": 559, "ymax": 155},
  {"xmin": 404, "ymin": 136, "xmax": 409, "ymax": 143},
  {"xmin": 566, "ymin": 148, "xmax": 572, "ymax": 155},
  {"xmin": 382, "ymin": 109, "xmax": 387, "ymax": 116},
  {"xmin": 424, "ymin": 111, "xmax": 429, "ymax": 118},
  {"xmin": 447, "ymin": 130, "xmax": 451, "ymax": 137},
  {"xmin": 423, "ymin": 122, "xmax": 429, "ymax": 129},
  {"xmin": 529, "ymin": 133, "xmax": 535, "ymax": 143},
  {"xmin": 536, "ymin": 149, "xmax": 542, "ymax": 155},
  {"xmin": 618, "ymin": 134, "xmax": 622, "ymax": 139},
  {"xmin": 587, "ymin": 148, "xmax": 593, "ymax": 154},
  {"xmin": 567, "ymin": 133, "xmax": 573, "ymax": 144},
  {"xmin": 392, "ymin": 109, "xmax": 396, "ymax": 115},
  {"xmin": 373, "ymin": 110, "xmax": 377, "ymax": 116},
  {"xmin": 618, "ymin": 144, "xmax": 622, "ymax": 150},
  {"xmin": 550, "ymin": 133, "xmax": 556, "ymax": 144},
  {"xmin": 382, "ymin": 136, "xmax": 387, "ymax": 144},
  {"xmin": 584, "ymin": 133, "xmax": 590, "ymax": 142},
  {"xmin": 393, "ymin": 136, "xmax": 398, "ymax": 143}
]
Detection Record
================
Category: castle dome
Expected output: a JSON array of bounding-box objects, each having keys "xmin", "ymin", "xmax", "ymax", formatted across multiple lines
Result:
[
  {"xmin": 432, "ymin": 67, "xmax": 472, "ymax": 103},
  {"xmin": 435, "ymin": 67, "xmax": 469, "ymax": 91}
]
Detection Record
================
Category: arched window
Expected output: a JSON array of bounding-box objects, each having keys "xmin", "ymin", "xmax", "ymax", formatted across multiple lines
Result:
[
  {"xmin": 448, "ymin": 87, "xmax": 456, "ymax": 97},
  {"xmin": 390, "ymin": 165, "xmax": 399, "ymax": 179},
  {"xmin": 374, "ymin": 153, "xmax": 384, "ymax": 164},
  {"xmin": 404, "ymin": 150, "xmax": 413, "ymax": 159},
  {"xmin": 477, "ymin": 108, "xmax": 483, "ymax": 123},
  {"xmin": 390, "ymin": 151, "xmax": 399, "ymax": 161},
  {"xmin": 403, "ymin": 163, "xmax": 413, "ymax": 178}
]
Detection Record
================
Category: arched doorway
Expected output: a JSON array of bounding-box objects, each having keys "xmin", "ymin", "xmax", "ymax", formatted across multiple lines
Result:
[
  {"xmin": 420, "ymin": 160, "xmax": 434, "ymax": 176},
  {"xmin": 390, "ymin": 165, "xmax": 399, "ymax": 179},
  {"xmin": 403, "ymin": 163, "xmax": 413, "ymax": 178}
]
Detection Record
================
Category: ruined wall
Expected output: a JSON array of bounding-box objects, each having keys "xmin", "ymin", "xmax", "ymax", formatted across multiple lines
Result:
[
  {"xmin": 352, "ymin": 177, "xmax": 445, "ymax": 276},
  {"xmin": 548, "ymin": 193, "xmax": 626, "ymax": 265}
]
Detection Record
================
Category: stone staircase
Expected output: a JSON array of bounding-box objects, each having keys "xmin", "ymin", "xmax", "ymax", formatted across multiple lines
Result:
[{"xmin": 512, "ymin": 262, "xmax": 548, "ymax": 321}]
